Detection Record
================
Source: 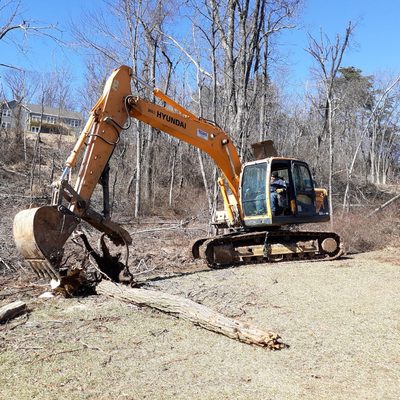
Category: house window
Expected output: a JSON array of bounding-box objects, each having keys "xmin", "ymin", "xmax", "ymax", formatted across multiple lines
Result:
[
  {"xmin": 46, "ymin": 116, "xmax": 57, "ymax": 124},
  {"xmin": 31, "ymin": 115, "xmax": 41, "ymax": 122},
  {"xmin": 69, "ymin": 119, "xmax": 80, "ymax": 128},
  {"xmin": 31, "ymin": 126, "xmax": 40, "ymax": 133},
  {"xmin": 2, "ymin": 109, "xmax": 11, "ymax": 117},
  {"xmin": 1, "ymin": 121, "xmax": 10, "ymax": 129}
]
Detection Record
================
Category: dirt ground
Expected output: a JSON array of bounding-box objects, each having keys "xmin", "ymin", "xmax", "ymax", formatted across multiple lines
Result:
[
  {"xmin": 1, "ymin": 144, "xmax": 400, "ymax": 399},
  {"xmin": 1, "ymin": 220, "xmax": 399, "ymax": 400}
]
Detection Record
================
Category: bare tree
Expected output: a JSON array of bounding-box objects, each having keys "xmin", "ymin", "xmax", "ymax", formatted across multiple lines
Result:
[
  {"xmin": 342, "ymin": 74, "xmax": 400, "ymax": 209},
  {"xmin": 208, "ymin": 0, "xmax": 300, "ymax": 159},
  {"xmin": 72, "ymin": 0, "xmax": 178, "ymax": 217},
  {"xmin": 1, "ymin": 68, "xmax": 41, "ymax": 159},
  {"xmin": 368, "ymin": 76, "xmax": 400, "ymax": 185},
  {"xmin": 306, "ymin": 22, "xmax": 354, "ymax": 225},
  {"xmin": 0, "ymin": 0, "xmax": 58, "ymax": 70},
  {"xmin": 154, "ymin": 0, "xmax": 300, "ymax": 222}
]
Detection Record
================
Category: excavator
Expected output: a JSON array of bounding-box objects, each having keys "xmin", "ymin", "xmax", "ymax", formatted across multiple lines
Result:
[{"xmin": 13, "ymin": 65, "xmax": 343, "ymax": 280}]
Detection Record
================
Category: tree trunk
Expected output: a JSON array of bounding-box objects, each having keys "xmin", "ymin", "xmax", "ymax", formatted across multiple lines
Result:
[
  {"xmin": 327, "ymin": 96, "xmax": 334, "ymax": 227},
  {"xmin": 134, "ymin": 121, "xmax": 142, "ymax": 218},
  {"xmin": 97, "ymin": 280, "xmax": 286, "ymax": 350},
  {"xmin": 197, "ymin": 148, "xmax": 213, "ymax": 214},
  {"xmin": 143, "ymin": 45, "xmax": 157, "ymax": 202},
  {"xmin": 168, "ymin": 142, "xmax": 178, "ymax": 207},
  {"xmin": 370, "ymin": 119, "xmax": 377, "ymax": 183}
]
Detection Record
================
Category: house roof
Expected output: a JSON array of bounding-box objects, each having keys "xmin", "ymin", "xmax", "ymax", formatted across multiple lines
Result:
[
  {"xmin": 1, "ymin": 100, "xmax": 18, "ymax": 109},
  {"xmin": 23, "ymin": 103, "xmax": 83, "ymax": 120}
]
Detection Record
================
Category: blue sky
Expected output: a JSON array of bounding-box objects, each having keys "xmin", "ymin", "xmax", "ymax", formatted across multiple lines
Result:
[
  {"xmin": 1, "ymin": 0, "xmax": 399, "ymax": 100},
  {"xmin": 0, "ymin": 0, "xmax": 87, "ymax": 86},
  {"xmin": 282, "ymin": 0, "xmax": 400, "ymax": 90}
]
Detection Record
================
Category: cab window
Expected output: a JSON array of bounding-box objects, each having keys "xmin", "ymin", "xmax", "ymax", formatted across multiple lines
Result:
[
  {"xmin": 242, "ymin": 163, "xmax": 268, "ymax": 217},
  {"xmin": 292, "ymin": 163, "xmax": 316, "ymax": 215}
]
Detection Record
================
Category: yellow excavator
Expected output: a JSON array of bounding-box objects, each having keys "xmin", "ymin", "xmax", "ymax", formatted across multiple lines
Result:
[{"xmin": 13, "ymin": 65, "xmax": 343, "ymax": 279}]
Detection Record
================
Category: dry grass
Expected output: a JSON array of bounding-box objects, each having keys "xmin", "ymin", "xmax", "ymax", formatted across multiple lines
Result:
[
  {"xmin": 334, "ymin": 208, "xmax": 400, "ymax": 254},
  {"xmin": 1, "ymin": 248, "xmax": 400, "ymax": 400}
]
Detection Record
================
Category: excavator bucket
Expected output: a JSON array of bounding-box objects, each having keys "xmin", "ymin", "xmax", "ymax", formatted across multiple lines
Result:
[{"xmin": 13, "ymin": 206, "xmax": 79, "ymax": 279}]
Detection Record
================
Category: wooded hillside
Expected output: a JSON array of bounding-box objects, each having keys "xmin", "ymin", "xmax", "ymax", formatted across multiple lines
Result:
[{"xmin": 0, "ymin": 0, "xmax": 399, "ymax": 262}]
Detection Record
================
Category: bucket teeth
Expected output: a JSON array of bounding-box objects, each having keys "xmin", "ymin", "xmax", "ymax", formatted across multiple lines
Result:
[
  {"xmin": 28, "ymin": 260, "xmax": 43, "ymax": 278},
  {"xmin": 42, "ymin": 261, "xmax": 60, "ymax": 280},
  {"xmin": 27, "ymin": 260, "xmax": 60, "ymax": 280}
]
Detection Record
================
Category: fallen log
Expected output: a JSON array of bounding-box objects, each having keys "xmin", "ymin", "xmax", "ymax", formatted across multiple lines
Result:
[
  {"xmin": 97, "ymin": 280, "xmax": 286, "ymax": 350},
  {"xmin": 0, "ymin": 301, "xmax": 27, "ymax": 323},
  {"xmin": 367, "ymin": 193, "xmax": 400, "ymax": 217}
]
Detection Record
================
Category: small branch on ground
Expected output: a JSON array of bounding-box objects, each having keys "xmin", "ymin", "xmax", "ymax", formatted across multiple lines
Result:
[
  {"xmin": 7, "ymin": 313, "xmax": 29, "ymax": 331},
  {"xmin": 131, "ymin": 259, "xmax": 157, "ymax": 276},
  {"xmin": 29, "ymin": 343, "xmax": 104, "ymax": 363},
  {"xmin": 0, "ymin": 257, "xmax": 12, "ymax": 271},
  {"xmin": 0, "ymin": 287, "xmax": 41, "ymax": 297},
  {"xmin": 30, "ymin": 347, "xmax": 84, "ymax": 363},
  {"xmin": 0, "ymin": 163, "xmax": 28, "ymax": 177}
]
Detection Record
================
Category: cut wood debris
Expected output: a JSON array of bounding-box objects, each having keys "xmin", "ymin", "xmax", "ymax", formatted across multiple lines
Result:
[{"xmin": 0, "ymin": 300, "xmax": 27, "ymax": 323}]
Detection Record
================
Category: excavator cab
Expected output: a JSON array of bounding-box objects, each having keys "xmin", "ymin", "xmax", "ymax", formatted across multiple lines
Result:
[{"xmin": 240, "ymin": 158, "xmax": 330, "ymax": 228}]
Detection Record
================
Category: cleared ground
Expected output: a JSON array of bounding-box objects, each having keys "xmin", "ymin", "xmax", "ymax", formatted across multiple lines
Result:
[{"xmin": 1, "ymin": 247, "xmax": 399, "ymax": 400}]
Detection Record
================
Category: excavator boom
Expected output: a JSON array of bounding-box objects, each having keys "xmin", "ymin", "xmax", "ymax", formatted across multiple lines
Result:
[
  {"xmin": 13, "ymin": 66, "xmax": 134, "ymax": 278},
  {"xmin": 13, "ymin": 66, "xmax": 244, "ymax": 279}
]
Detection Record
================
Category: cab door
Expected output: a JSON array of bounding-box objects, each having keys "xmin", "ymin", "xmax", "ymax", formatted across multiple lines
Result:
[
  {"xmin": 291, "ymin": 162, "xmax": 316, "ymax": 216},
  {"xmin": 241, "ymin": 162, "xmax": 268, "ymax": 217}
]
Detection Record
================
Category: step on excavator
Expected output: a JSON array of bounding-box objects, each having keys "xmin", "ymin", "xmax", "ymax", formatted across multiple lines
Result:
[{"xmin": 13, "ymin": 65, "xmax": 343, "ymax": 280}]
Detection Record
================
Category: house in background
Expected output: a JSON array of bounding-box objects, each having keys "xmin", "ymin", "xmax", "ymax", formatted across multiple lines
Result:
[
  {"xmin": 0, "ymin": 100, "xmax": 83, "ymax": 135},
  {"xmin": 0, "ymin": 100, "xmax": 16, "ymax": 131}
]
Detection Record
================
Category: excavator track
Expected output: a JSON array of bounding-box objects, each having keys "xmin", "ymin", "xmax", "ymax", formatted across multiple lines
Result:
[{"xmin": 192, "ymin": 230, "xmax": 343, "ymax": 268}]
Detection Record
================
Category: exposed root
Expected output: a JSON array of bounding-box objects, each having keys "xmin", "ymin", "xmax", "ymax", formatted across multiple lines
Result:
[{"xmin": 54, "ymin": 233, "xmax": 136, "ymax": 297}]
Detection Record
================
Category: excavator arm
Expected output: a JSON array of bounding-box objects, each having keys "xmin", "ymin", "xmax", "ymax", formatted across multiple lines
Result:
[
  {"xmin": 127, "ymin": 90, "xmax": 242, "ymax": 218},
  {"xmin": 13, "ymin": 65, "xmax": 242, "ymax": 279},
  {"xmin": 130, "ymin": 97, "xmax": 242, "ymax": 197}
]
